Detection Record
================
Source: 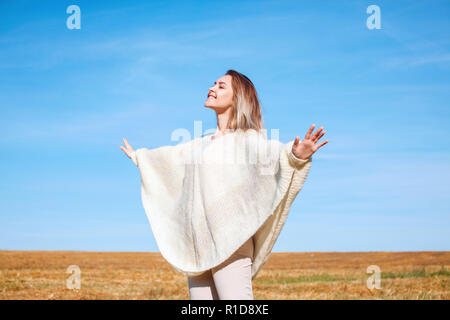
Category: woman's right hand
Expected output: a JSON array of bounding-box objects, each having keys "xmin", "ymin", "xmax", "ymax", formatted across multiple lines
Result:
[{"xmin": 119, "ymin": 138, "xmax": 135, "ymax": 159}]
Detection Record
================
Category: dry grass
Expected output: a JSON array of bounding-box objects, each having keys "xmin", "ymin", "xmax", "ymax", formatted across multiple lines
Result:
[{"xmin": 0, "ymin": 250, "xmax": 448, "ymax": 300}]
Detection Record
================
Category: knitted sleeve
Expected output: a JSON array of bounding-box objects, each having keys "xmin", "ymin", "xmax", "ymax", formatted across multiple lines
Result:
[{"xmin": 250, "ymin": 139, "xmax": 312, "ymax": 280}]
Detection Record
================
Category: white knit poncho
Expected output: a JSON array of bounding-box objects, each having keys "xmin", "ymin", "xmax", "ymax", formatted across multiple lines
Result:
[{"xmin": 129, "ymin": 129, "xmax": 312, "ymax": 280}]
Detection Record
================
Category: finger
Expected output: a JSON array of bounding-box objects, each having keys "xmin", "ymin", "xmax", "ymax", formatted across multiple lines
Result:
[
  {"xmin": 314, "ymin": 130, "xmax": 326, "ymax": 143},
  {"xmin": 120, "ymin": 146, "xmax": 131, "ymax": 158},
  {"xmin": 305, "ymin": 124, "xmax": 315, "ymax": 140},
  {"xmin": 312, "ymin": 126, "xmax": 324, "ymax": 140},
  {"xmin": 123, "ymin": 138, "xmax": 132, "ymax": 150},
  {"xmin": 316, "ymin": 140, "xmax": 329, "ymax": 149},
  {"xmin": 293, "ymin": 136, "xmax": 300, "ymax": 145}
]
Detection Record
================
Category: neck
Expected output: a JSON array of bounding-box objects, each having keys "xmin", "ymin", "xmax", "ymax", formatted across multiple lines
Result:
[{"xmin": 215, "ymin": 107, "xmax": 233, "ymax": 135}]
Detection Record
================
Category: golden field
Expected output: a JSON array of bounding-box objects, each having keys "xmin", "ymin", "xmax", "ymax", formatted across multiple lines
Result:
[{"xmin": 0, "ymin": 250, "xmax": 448, "ymax": 300}]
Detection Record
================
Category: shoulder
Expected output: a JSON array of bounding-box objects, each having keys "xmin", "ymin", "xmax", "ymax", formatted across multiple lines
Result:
[
  {"xmin": 201, "ymin": 132, "xmax": 214, "ymax": 138},
  {"xmin": 243, "ymin": 129, "xmax": 283, "ymax": 151}
]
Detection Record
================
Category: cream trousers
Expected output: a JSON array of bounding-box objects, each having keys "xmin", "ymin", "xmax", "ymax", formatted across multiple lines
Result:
[{"xmin": 187, "ymin": 236, "xmax": 254, "ymax": 300}]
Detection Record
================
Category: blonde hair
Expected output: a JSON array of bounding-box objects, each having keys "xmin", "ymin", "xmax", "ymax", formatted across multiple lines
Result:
[{"xmin": 224, "ymin": 69, "xmax": 265, "ymax": 132}]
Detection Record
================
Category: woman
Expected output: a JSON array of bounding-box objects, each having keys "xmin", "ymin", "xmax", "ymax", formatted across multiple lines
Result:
[{"xmin": 120, "ymin": 69, "xmax": 328, "ymax": 300}]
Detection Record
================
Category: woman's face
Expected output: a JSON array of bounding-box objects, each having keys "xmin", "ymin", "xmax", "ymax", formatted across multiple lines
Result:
[{"xmin": 204, "ymin": 75, "xmax": 234, "ymax": 111}]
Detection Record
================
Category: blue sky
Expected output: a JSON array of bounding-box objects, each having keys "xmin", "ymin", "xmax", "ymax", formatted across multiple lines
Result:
[{"xmin": 0, "ymin": 0, "xmax": 449, "ymax": 252}]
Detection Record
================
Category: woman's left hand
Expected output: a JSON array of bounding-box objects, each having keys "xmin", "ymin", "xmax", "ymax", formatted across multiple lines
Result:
[{"xmin": 292, "ymin": 124, "xmax": 329, "ymax": 160}]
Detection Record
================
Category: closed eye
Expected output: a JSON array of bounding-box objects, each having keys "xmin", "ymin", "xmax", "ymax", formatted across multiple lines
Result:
[{"xmin": 214, "ymin": 81, "xmax": 227, "ymax": 88}]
